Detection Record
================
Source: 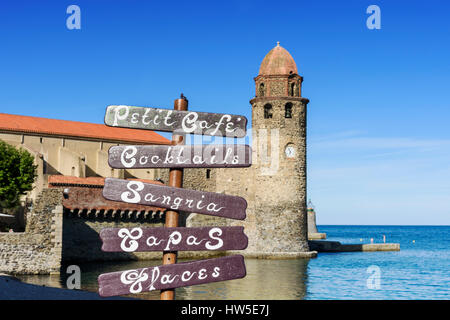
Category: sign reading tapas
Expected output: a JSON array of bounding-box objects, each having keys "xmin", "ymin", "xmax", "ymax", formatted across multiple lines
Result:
[
  {"xmin": 103, "ymin": 178, "xmax": 247, "ymax": 220},
  {"xmin": 98, "ymin": 255, "xmax": 246, "ymax": 297},
  {"xmin": 104, "ymin": 105, "xmax": 247, "ymax": 138},
  {"xmin": 108, "ymin": 144, "xmax": 252, "ymax": 169},
  {"xmin": 100, "ymin": 226, "xmax": 248, "ymax": 252}
]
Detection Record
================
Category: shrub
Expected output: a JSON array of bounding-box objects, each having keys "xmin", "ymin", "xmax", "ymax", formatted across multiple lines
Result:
[{"xmin": 0, "ymin": 140, "xmax": 37, "ymax": 208}]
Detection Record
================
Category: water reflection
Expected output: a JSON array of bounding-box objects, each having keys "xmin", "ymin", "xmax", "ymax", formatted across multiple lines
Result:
[
  {"xmin": 178, "ymin": 259, "xmax": 309, "ymax": 300},
  {"xmin": 16, "ymin": 258, "xmax": 310, "ymax": 300}
]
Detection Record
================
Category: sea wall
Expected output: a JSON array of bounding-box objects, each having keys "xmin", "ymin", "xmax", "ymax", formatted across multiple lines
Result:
[
  {"xmin": 0, "ymin": 188, "xmax": 63, "ymax": 274},
  {"xmin": 62, "ymin": 213, "xmax": 166, "ymax": 262}
]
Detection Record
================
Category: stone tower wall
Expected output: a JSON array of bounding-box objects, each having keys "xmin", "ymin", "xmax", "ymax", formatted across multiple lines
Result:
[{"xmin": 248, "ymin": 96, "xmax": 309, "ymax": 254}]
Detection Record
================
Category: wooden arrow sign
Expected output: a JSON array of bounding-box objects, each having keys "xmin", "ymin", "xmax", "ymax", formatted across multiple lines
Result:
[
  {"xmin": 104, "ymin": 105, "xmax": 247, "ymax": 138},
  {"xmin": 103, "ymin": 178, "xmax": 247, "ymax": 220},
  {"xmin": 100, "ymin": 226, "xmax": 248, "ymax": 252},
  {"xmin": 98, "ymin": 255, "xmax": 246, "ymax": 297},
  {"xmin": 108, "ymin": 144, "xmax": 252, "ymax": 169}
]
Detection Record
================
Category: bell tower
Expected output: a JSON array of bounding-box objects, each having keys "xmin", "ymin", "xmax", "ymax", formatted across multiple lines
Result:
[{"xmin": 250, "ymin": 42, "xmax": 310, "ymax": 254}]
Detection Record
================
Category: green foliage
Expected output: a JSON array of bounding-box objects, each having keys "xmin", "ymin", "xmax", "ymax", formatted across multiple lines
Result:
[{"xmin": 0, "ymin": 140, "xmax": 37, "ymax": 208}]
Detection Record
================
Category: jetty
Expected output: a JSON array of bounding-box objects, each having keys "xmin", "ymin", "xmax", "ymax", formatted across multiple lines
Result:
[
  {"xmin": 306, "ymin": 201, "xmax": 400, "ymax": 252},
  {"xmin": 309, "ymin": 240, "xmax": 400, "ymax": 252}
]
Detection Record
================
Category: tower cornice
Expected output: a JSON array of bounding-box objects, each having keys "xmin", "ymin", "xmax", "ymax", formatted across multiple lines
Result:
[
  {"xmin": 250, "ymin": 96, "xmax": 309, "ymax": 105},
  {"xmin": 254, "ymin": 74, "xmax": 303, "ymax": 81}
]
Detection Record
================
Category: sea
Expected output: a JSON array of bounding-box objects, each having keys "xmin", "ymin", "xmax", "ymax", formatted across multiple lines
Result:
[{"xmin": 15, "ymin": 225, "xmax": 450, "ymax": 300}]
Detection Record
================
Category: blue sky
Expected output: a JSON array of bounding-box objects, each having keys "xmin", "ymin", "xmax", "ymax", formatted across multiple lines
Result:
[{"xmin": 0, "ymin": 0, "xmax": 449, "ymax": 224}]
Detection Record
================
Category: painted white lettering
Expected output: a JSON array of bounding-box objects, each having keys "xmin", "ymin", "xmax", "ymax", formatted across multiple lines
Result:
[
  {"xmin": 131, "ymin": 113, "xmax": 139, "ymax": 124},
  {"xmin": 181, "ymin": 271, "xmax": 197, "ymax": 282},
  {"xmin": 164, "ymin": 231, "xmax": 182, "ymax": 251},
  {"xmin": 142, "ymin": 109, "xmax": 152, "ymax": 125},
  {"xmin": 211, "ymin": 115, "xmax": 231, "ymax": 136},
  {"xmin": 205, "ymin": 228, "xmax": 224, "ymax": 250},
  {"xmin": 162, "ymin": 195, "xmax": 171, "ymax": 205},
  {"xmin": 185, "ymin": 199, "xmax": 194, "ymax": 208},
  {"xmin": 139, "ymin": 156, "xmax": 148, "ymax": 165},
  {"xmin": 198, "ymin": 268, "xmax": 207, "ymax": 280},
  {"xmin": 161, "ymin": 274, "xmax": 179, "ymax": 285},
  {"xmin": 149, "ymin": 267, "xmax": 160, "ymax": 290},
  {"xmin": 151, "ymin": 155, "xmax": 161, "ymax": 164},
  {"xmin": 120, "ymin": 146, "xmax": 137, "ymax": 168},
  {"xmin": 112, "ymin": 106, "xmax": 129, "ymax": 126},
  {"xmin": 164, "ymin": 147, "xmax": 174, "ymax": 164},
  {"xmin": 223, "ymin": 147, "xmax": 234, "ymax": 164},
  {"xmin": 118, "ymin": 228, "xmax": 143, "ymax": 252},
  {"xmin": 121, "ymin": 181, "xmax": 144, "ymax": 203},
  {"xmin": 212, "ymin": 267, "xmax": 220, "ymax": 278},
  {"xmin": 192, "ymin": 155, "xmax": 205, "ymax": 164},
  {"xmin": 146, "ymin": 236, "xmax": 164, "ymax": 247},
  {"xmin": 181, "ymin": 112, "xmax": 198, "ymax": 133},
  {"xmin": 171, "ymin": 197, "xmax": 183, "ymax": 210},
  {"xmin": 186, "ymin": 235, "xmax": 206, "ymax": 246},
  {"xmin": 144, "ymin": 193, "xmax": 160, "ymax": 203},
  {"xmin": 120, "ymin": 268, "xmax": 148, "ymax": 294},
  {"xmin": 164, "ymin": 110, "xmax": 176, "ymax": 126},
  {"xmin": 206, "ymin": 202, "xmax": 225, "ymax": 212}
]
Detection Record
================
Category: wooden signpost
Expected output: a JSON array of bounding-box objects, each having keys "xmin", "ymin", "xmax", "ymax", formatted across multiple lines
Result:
[{"xmin": 97, "ymin": 95, "xmax": 251, "ymax": 300}]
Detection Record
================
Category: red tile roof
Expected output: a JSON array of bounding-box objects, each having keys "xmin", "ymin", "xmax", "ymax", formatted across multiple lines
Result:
[
  {"xmin": 0, "ymin": 113, "xmax": 171, "ymax": 145},
  {"xmin": 48, "ymin": 175, "xmax": 164, "ymax": 188}
]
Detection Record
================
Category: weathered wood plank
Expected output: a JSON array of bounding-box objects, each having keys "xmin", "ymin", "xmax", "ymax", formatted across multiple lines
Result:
[
  {"xmin": 104, "ymin": 105, "xmax": 247, "ymax": 138},
  {"xmin": 108, "ymin": 144, "xmax": 251, "ymax": 169},
  {"xmin": 62, "ymin": 186, "xmax": 165, "ymax": 213},
  {"xmin": 102, "ymin": 178, "xmax": 247, "ymax": 220},
  {"xmin": 98, "ymin": 255, "xmax": 246, "ymax": 297},
  {"xmin": 100, "ymin": 226, "xmax": 248, "ymax": 252}
]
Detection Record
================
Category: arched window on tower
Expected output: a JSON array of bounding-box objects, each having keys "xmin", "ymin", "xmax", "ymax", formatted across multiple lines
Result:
[
  {"xmin": 259, "ymin": 83, "xmax": 265, "ymax": 97},
  {"xmin": 285, "ymin": 103, "xmax": 293, "ymax": 118},
  {"xmin": 264, "ymin": 104, "xmax": 273, "ymax": 119},
  {"xmin": 289, "ymin": 83, "xmax": 295, "ymax": 97}
]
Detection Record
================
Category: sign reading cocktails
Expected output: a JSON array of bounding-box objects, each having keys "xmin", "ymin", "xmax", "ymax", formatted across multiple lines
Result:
[
  {"xmin": 98, "ymin": 97, "xmax": 250, "ymax": 299},
  {"xmin": 104, "ymin": 105, "xmax": 247, "ymax": 138},
  {"xmin": 108, "ymin": 144, "xmax": 252, "ymax": 169}
]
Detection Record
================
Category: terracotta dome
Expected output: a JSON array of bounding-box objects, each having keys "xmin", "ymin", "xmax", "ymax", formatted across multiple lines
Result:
[{"xmin": 258, "ymin": 42, "xmax": 298, "ymax": 76}]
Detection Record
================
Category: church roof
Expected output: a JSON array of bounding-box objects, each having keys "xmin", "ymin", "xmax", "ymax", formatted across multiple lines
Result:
[
  {"xmin": 0, "ymin": 112, "xmax": 170, "ymax": 145},
  {"xmin": 259, "ymin": 42, "xmax": 298, "ymax": 76}
]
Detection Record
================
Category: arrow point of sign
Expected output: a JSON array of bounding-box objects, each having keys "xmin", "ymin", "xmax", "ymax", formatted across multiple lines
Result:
[{"xmin": 241, "ymin": 231, "xmax": 249, "ymax": 250}]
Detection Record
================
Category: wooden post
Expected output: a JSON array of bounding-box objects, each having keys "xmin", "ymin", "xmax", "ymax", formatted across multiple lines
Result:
[{"xmin": 160, "ymin": 94, "xmax": 188, "ymax": 300}]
